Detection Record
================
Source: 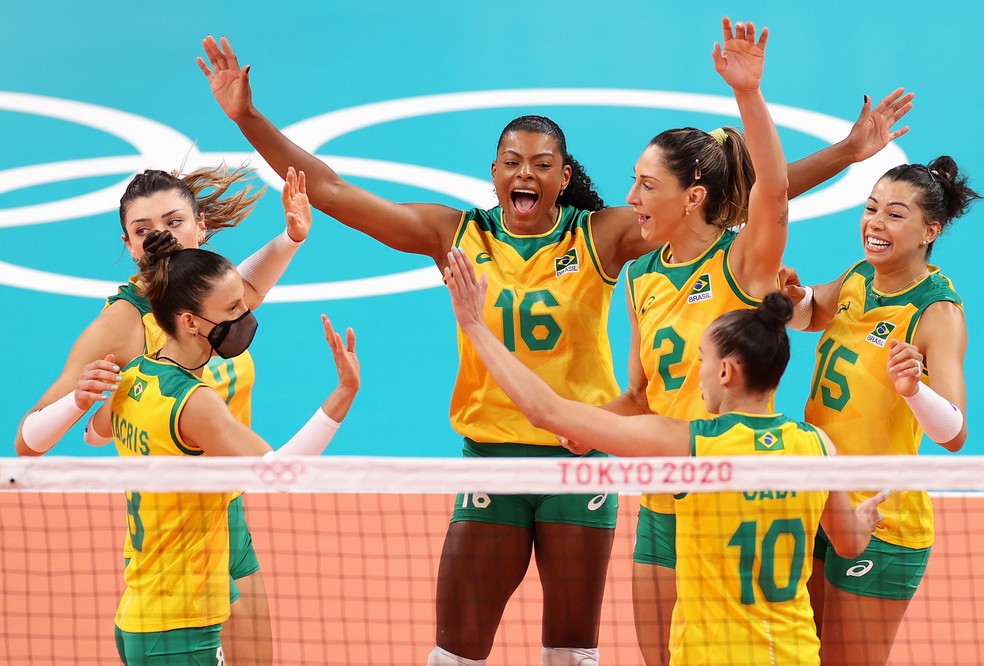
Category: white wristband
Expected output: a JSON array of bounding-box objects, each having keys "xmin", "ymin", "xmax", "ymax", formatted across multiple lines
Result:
[
  {"xmin": 903, "ymin": 382, "xmax": 964, "ymax": 443},
  {"xmin": 788, "ymin": 286, "xmax": 814, "ymax": 331},
  {"xmin": 237, "ymin": 229, "xmax": 303, "ymax": 298},
  {"xmin": 269, "ymin": 408, "xmax": 341, "ymax": 457},
  {"xmin": 21, "ymin": 392, "xmax": 85, "ymax": 453},
  {"xmin": 83, "ymin": 413, "xmax": 113, "ymax": 447}
]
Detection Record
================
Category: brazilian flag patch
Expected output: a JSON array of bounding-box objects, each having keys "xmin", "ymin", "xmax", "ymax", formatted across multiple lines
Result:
[
  {"xmin": 865, "ymin": 321, "xmax": 896, "ymax": 348},
  {"xmin": 127, "ymin": 378, "xmax": 148, "ymax": 402},
  {"xmin": 554, "ymin": 248, "xmax": 579, "ymax": 277},
  {"xmin": 754, "ymin": 428, "xmax": 784, "ymax": 451},
  {"xmin": 687, "ymin": 273, "xmax": 713, "ymax": 304}
]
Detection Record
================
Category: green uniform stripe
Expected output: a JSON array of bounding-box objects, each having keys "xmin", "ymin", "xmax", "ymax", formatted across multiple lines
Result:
[
  {"xmin": 106, "ymin": 280, "xmax": 152, "ymax": 317},
  {"xmin": 797, "ymin": 422, "xmax": 828, "ymax": 456},
  {"xmin": 579, "ymin": 211, "xmax": 617, "ymax": 286},
  {"xmin": 721, "ymin": 244, "xmax": 761, "ymax": 308}
]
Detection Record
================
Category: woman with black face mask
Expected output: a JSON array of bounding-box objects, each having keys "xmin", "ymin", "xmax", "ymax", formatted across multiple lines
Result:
[{"xmin": 81, "ymin": 228, "xmax": 360, "ymax": 666}]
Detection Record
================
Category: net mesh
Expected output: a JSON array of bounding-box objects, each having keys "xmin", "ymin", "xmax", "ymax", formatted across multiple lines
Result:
[{"xmin": 1, "ymin": 455, "xmax": 982, "ymax": 665}]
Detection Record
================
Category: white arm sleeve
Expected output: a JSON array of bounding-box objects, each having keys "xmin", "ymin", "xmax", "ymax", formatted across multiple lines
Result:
[
  {"xmin": 788, "ymin": 286, "xmax": 814, "ymax": 331},
  {"xmin": 237, "ymin": 229, "xmax": 303, "ymax": 297},
  {"xmin": 903, "ymin": 382, "xmax": 964, "ymax": 443},
  {"xmin": 265, "ymin": 408, "xmax": 340, "ymax": 458},
  {"xmin": 83, "ymin": 413, "xmax": 113, "ymax": 447},
  {"xmin": 21, "ymin": 392, "xmax": 85, "ymax": 453}
]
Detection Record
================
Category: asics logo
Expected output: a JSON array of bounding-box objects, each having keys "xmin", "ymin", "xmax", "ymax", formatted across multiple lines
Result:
[
  {"xmin": 587, "ymin": 493, "xmax": 608, "ymax": 511},
  {"xmin": 845, "ymin": 559, "xmax": 874, "ymax": 577}
]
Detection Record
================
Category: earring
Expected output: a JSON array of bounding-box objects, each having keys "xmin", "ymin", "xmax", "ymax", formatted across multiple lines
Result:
[{"xmin": 920, "ymin": 240, "xmax": 927, "ymax": 245}]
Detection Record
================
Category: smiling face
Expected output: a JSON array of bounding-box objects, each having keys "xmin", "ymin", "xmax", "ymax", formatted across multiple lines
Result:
[
  {"xmin": 861, "ymin": 177, "xmax": 940, "ymax": 269},
  {"xmin": 626, "ymin": 145, "xmax": 696, "ymax": 242},
  {"xmin": 122, "ymin": 189, "xmax": 206, "ymax": 260},
  {"xmin": 491, "ymin": 131, "xmax": 571, "ymax": 230}
]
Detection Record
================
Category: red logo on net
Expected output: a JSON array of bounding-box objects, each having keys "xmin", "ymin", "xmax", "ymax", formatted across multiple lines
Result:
[{"xmin": 251, "ymin": 460, "xmax": 307, "ymax": 487}]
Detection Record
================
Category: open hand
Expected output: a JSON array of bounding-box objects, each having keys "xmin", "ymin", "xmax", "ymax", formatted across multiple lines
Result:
[
  {"xmin": 197, "ymin": 35, "xmax": 252, "ymax": 122},
  {"xmin": 283, "ymin": 167, "xmax": 312, "ymax": 242},
  {"xmin": 445, "ymin": 247, "xmax": 489, "ymax": 335},
  {"xmin": 712, "ymin": 17, "xmax": 767, "ymax": 92},
  {"xmin": 323, "ymin": 315, "xmax": 359, "ymax": 394},
  {"xmin": 845, "ymin": 88, "xmax": 915, "ymax": 162}
]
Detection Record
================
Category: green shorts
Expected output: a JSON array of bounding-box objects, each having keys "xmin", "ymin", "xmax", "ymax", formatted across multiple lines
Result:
[
  {"xmin": 814, "ymin": 528, "xmax": 930, "ymax": 600},
  {"xmin": 115, "ymin": 624, "xmax": 223, "ymax": 665},
  {"xmin": 450, "ymin": 440, "xmax": 618, "ymax": 529},
  {"xmin": 633, "ymin": 507, "xmax": 676, "ymax": 569},
  {"xmin": 228, "ymin": 495, "xmax": 261, "ymax": 604}
]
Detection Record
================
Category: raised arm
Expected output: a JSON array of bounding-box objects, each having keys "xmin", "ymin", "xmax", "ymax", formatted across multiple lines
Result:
[
  {"xmin": 445, "ymin": 248, "xmax": 690, "ymax": 456},
  {"xmin": 238, "ymin": 166, "xmax": 309, "ymax": 309},
  {"xmin": 713, "ymin": 18, "xmax": 788, "ymax": 296},
  {"xmin": 197, "ymin": 35, "xmax": 462, "ymax": 264},
  {"xmin": 177, "ymin": 315, "xmax": 360, "ymax": 457},
  {"xmin": 787, "ymin": 89, "xmax": 914, "ymax": 199}
]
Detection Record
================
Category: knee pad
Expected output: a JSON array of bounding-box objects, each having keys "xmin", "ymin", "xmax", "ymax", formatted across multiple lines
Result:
[
  {"xmin": 426, "ymin": 646, "xmax": 487, "ymax": 665},
  {"xmin": 541, "ymin": 646, "xmax": 600, "ymax": 665}
]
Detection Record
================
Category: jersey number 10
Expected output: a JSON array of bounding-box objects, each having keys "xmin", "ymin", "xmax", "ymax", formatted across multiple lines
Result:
[{"xmin": 728, "ymin": 518, "xmax": 806, "ymax": 605}]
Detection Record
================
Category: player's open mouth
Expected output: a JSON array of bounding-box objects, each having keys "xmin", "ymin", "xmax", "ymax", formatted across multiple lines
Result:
[
  {"xmin": 511, "ymin": 189, "xmax": 538, "ymax": 213},
  {"xmin": 865, "ymin": 235, "xmax": 891, "ymax": 251}
]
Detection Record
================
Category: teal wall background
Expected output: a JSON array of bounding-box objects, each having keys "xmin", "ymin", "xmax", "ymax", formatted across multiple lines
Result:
[{"xmin": 3, "ymin": 1, "xmax": 981, "ymax": 456}]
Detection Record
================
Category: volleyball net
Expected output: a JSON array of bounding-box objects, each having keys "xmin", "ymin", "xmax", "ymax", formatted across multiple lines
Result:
[{"xmin": 1, "ymin": 454, "xmax": 982, "ymax": 665}]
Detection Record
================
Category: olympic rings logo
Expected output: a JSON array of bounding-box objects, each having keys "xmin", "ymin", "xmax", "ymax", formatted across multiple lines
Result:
[
  {"xmin": 251, "ymin": 459, "xmax": 307, "ymax": 486},
  {"xmin": 0, "ymin": 89, "xmax": 907, "ymax": 302}
]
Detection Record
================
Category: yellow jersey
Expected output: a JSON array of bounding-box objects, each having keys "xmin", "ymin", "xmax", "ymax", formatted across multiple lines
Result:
[
  {"xmin": 450, "ymin": 206, "xmax": 620, "ymax": 445},
  {"xmin": 111, "ymin": 356, "xmax": 232, "ymax": 632},
  {"xmin": 627, "ymin": 231, "xmax": 766, "ymax": 513},
  {"xmin": 108, "ymin": 280, "xmax": 255, "ymax": 425},
  {"xmin": 671, "ymin": 413, "xmax": 828, "ymax": 666},
  {"xmin": 804, "ymin": 262, "xmax": 961, "ymax": 549}
]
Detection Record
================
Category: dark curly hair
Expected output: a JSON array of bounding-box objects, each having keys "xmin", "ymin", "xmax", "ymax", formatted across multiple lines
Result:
[
  {"xmin": 879, "ymin": 156, "xmax": 980, "ymax": 258},
  {"xmin": 497, "ymin": 115, "xmax": 606, "ymax": 212}
]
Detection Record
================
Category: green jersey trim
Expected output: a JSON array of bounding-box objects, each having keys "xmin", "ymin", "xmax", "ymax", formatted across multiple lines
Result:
[
  {"xmin": 107, "ymin": 279, "xmax": 151, "ymax": 317},
  {"xmin": 134, "ymin": 357, "xmax": 206, "ymax": 457}
]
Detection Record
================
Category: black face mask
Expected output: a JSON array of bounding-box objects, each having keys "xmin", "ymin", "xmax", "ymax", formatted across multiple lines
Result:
[{"xmin": 199, "ymin": 310, "xmax": 259, "ymax": 359}]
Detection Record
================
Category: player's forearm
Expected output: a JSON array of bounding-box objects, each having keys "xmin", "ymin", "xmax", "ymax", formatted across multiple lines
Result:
[
  {"xmin": 234, "ymin": 106, "xmax": 346, "ymax": 201},
  {"xmin": 466, "ymin": 324, "xmax": 562, "ymax": 432},
  {"xmin": 734, "ymin": 88, "xmax": 788, "ymax": 198},
  {"xmin": 787, "ymin": 139, "xmax": 854, "ymax": 199},
  {"xmin": 320, "ymin": 385, "xmax": 358, "ymax": 425}
]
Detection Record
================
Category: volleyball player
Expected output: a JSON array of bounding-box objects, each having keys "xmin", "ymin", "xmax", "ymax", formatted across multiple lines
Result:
[
  {"xmin": 80, "ymin": 228, "xmax": 359, "ymax": 664},
  {"xmin": 16, "ymin": 165, "xmax": 311, "ymax": 665},
  {"xmin": 785, "ymin": 155, "xmax": 977, "ymax": 665},
  {"xmin": 445, "ymin": 247, "xmax": 887, "ymax": 665},
  {"xmin": 197, "ymin": 29, "xmax": 913, "ymax": 665}
]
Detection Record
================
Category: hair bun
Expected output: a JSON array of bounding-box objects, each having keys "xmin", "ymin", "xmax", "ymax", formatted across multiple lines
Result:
[
  {"xmin": 758, "ymin": 291, "xmax": 793, "ymax": 327},
  {"xmin": 141, "ymin": 230, "xmax": 183, "ymax": 265}
]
